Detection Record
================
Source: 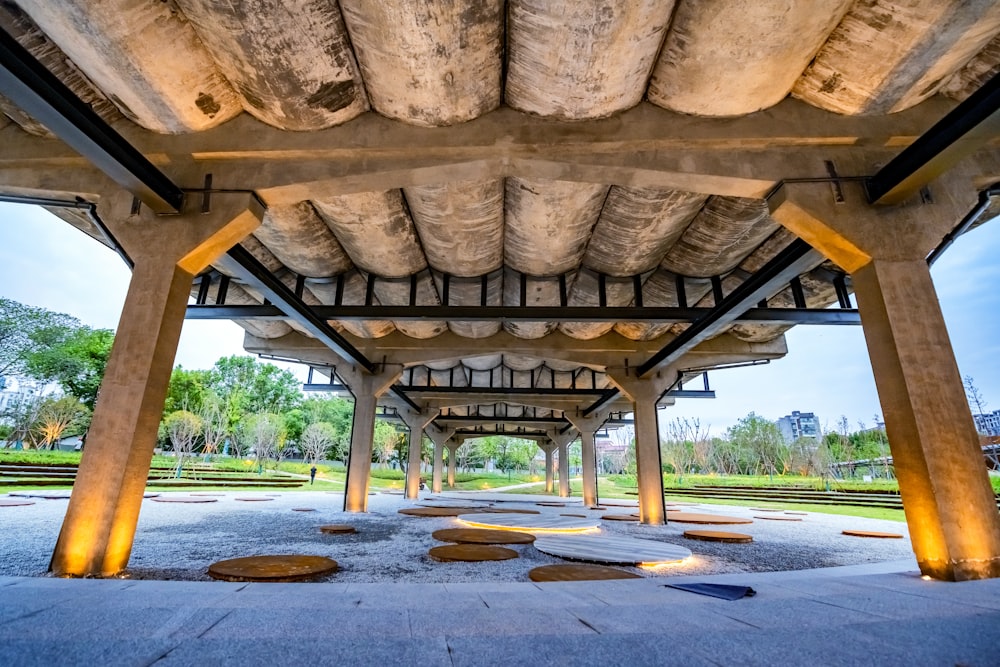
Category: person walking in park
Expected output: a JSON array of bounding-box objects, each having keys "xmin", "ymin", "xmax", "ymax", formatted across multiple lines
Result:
[{"xmin": 310, "ymin": 465, "xmax": 317, "ymax": 485}]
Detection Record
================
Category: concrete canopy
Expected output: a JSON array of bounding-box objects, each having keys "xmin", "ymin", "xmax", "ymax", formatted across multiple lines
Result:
[{"xmin": 5, "ymin": 1, "xmax": 1000, "ymax": 580}]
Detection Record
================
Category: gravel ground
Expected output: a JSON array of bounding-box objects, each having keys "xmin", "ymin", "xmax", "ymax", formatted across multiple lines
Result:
[{"xmin": 0, "ymin": 491, "xmax": 915, "ymax": 582}]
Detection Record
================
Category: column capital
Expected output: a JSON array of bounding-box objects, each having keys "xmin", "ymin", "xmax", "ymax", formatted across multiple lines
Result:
[
  {"xmin": 768, "ymin": 173, "xmax": 976, "ymax": 272},
  {"xmin": 605, "ymin": 367, "xmax": 675, "ymax": 403},
  {"xmin": 426, "ymin": 426, "xmax": 456, "ymax": 447}
]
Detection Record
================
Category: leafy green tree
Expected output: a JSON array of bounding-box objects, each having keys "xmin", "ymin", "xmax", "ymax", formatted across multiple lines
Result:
[
  {"xmin": 163, "ymin": 367, "xmax": 210, "ymax": 416},
  {"xmin": 24, "ymin": 326, "xmax": 113, "ymax": 409},
  {"xmin": 1, "ymin": 387, "xmax": 44, "ymax": 448},
  {"xmin": 373, "ymin": 420, "xmax": 400, "ymax": 467},
  {"xmin": 208, "ymin": 356, "xmax": 302, "ymax": 415},
  {"xmin": 302, "ymin": 396, "xmax": 354, "ymax": 450},
  {"xmin": 245, "ymin": 412, "xmax": 285, "ymax": 473},
  {"xmin": 0, "ymin": 298, "xmax": 77, "ymax": 382},
  {"xmin": 727, "ymin": 412, "xmax": 789, "ymax": 477}
]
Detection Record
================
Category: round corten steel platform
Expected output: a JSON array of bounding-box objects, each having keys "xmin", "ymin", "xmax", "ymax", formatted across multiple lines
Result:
[
  {"xmin": 535, "ymin": 502, "xmax": 566, "ymax": 507},
  {"xmin": 665, "ymin": 512, "xmax": 753, "ymax": 525},
  {"xmin": 292, "ymin": 508, "xmax": 316, "ymax": 512},
  {"xmin": 529, "ymin": 563, "xmax": 642, "ymax": 582},
  {"xmin": 0, "ymin": 499, "xmax": 34, "ymax": 507},
  {"xmin": 754, "ymin": 515, "xmax": 803, "ymax": 521},
  {"xmin": 10, "ymin": 492, "xmax": 69, "ymax": 500},
  {"xmin": 480, "ymin": 508, "xmax": 540, "ymax": 515},
  {"xmin": 533, "ymin": 534, "xmax": 692, "ymax": 566},
  {"xmin": 842, "ymin": 529, "xmax": 904, "ymax": 539},
  {"xmin": 235, "ymin": 497, "xmax": 274, "ymax": 502},
  {"xmin": 683, "ymin": 530, "xmax": 753, "ymax": 543},
  {"xmin": 207, "ymin": 555, "xmax": 338, "ymax": 582},
  {"xmin": 601, "ymin": 514, "xmax": 639, "ymax": 522},
  {"xmin": 432, "ymin": 528, "xmax": 535, "ymax": 545},
  {"xmin": 319, "ymin": 524, "xmax": 356, "ymax": 534},
  {"xmin": 151, "ymin": 496, "xmax": 218, "ymax": 504},
  {"xmin": 428, "ymin": 544, "xmax": 519, "ymax": 562},
  {"xmin": 399, "ymin": 506, "xmax": 483, "ymax": 517}
]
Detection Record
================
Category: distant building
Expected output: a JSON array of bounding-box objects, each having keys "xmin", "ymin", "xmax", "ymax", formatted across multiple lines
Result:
[
  {"xmin": 973, "ymin": 410, "xmax": 1000, "ymax": 436},
  {"xmin": 777, "ymin": 411, "xmax": 820, "ymax": 443}
]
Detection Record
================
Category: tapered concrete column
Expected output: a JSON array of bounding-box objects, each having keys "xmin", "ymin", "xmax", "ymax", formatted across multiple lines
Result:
[
  {"xmin": 853, "ymin": 259, "xmax": 1000, "ymax": 580},
  {"xmin": 567, "ymin": 413, "xmax": 609, "ymax": 508},
  {"xmin": 548, "ymin": 431, "xmax": 576, "ymax": 499},
  {"xmin": 397, "ymin": 409, "xmax": 438, "ymax": 499},
  {"xmin": 772, "ymin": 180, "xmax": 1000, "ymax": 580},
  {"xmin": 446, "ymin": 439, "xmax": 461, "ymax": 488},
  {"xmin": 607, "ymin": 372, "xmax": 673, "ymax": 525},
  {"xmin": 51, "ymin": 193, "xmax": 263, "ymax": 577},
  {"xmin": 426, "ymin": 427, "xmax": 455, "ymax": 494},
  {"xmin": 343, "ymin": 369, "xmax": 401, "ymax": 512},
  {"xmin": 539, "ymin": 443, "xmax": 555, "ymax": 493}
]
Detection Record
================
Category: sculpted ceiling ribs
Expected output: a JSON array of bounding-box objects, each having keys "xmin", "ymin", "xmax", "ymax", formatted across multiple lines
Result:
[{"xmin": 3, "ymin": 0, "xmax": 998, "ymax": 398}]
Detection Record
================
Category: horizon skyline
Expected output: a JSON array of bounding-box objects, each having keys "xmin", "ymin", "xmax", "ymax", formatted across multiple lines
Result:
[{"xmin": 2, "ymin": 202, "xmax": 998, "ymax": 437}]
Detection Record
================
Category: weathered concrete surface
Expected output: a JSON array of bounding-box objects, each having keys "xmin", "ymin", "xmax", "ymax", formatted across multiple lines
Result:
[
  {"xmin": 16, "ymin": 0, "xmax": 241, "ymax": 132},
  {"xmin": 614, "ymin": 269, "xmax": 712, "ymax": 341},
  {"xmin": 338, "ymin": 1, "xmax": 501, "ymax": 126},
  {"xmin": 793, "ymin": 0, "xmax": 1000, "ymax": 115},
  {"xmin": 943, "ymin": 33, "xmax": 1000, "ymax": 101},
  {"xmin": 506, "ymin": 0, "xmax": 675, "ymax": 119},
  {"xmin": 650, "ymin": 0, "xmax": 851, "ymax": 117},
  {"xmin": 661, "ymin": 197, "xmax": 778, "ymax": 277},
  {"xmin": 175, "ymin": 0, "xmax": 367, "ymax": 131},
  {"xmin": 253, "ymin": 202, "xmax": 352, "ymax": 278},
  {"xmin": 0, "ymin": 2, "xmax": 121, "ymax": 136}
]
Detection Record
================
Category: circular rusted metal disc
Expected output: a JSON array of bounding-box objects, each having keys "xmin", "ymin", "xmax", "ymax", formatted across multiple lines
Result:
[
  {"xmin": 428, "ymin": 544, "xmax": 519, "ymax": 562},
  {"xmin": 536, "ymin": 502, "xmax": 566, "ymax": 507},
  {"xmin": 602, "ymin": 514, "xmax": 639, "ymax": 522},
  {"xmin": 432, "ymin": 528, "xmax": 535, "ymax": 545},
  {"xmin": 842, "ymin": 529, "xmax": 904, "ymax": 539},
  {"xmin": 480, "ymin": 508, "xmax": 541, "ymax": 515},
  {"xmin": 753, "ymin": 515, "xmax": 803, "ymax": 521},
  {"xmin": 399, "ymin": 506, "xmax": 482, "ymax": 517},
  {"xmin": 0, "ymin": 499, "xmax": 34, "ymax": 507},
  {"xmin": 207, "ymin": 555, "xmax": 338, "ymax": 582},
  {"xmin": 291, "ymin": 508, "xmax": 316, "ymax": 512},
  {"xmin": 529, "ymin": 564, "xmax": 642, "ymax": 582},
  {"xmin": 683, "ymin": 530, "xmax": 753, "ymax": 543},
  {"xmin": 235, "ymin": 497, "xmax": 274, "ymax": 502},
  {"xmin": 151, "ymin": 496, "xmax": 218, "ymax": 503},
  {"xmin": 319, "ymin": 524, "xmax": 356, "ymax": 534}
]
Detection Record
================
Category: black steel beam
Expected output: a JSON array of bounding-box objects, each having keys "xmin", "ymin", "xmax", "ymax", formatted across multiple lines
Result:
[
  {"xmin": 398, "ymin": 386, "xmax": 613, "ymax": 396},
  {"xmin": 219, "ymin": 245, "xmax": 376, "ymax": 372},
  {"xmin": 302, "ymin": 383, "xmax": 349, "ymax": 393},
  {"xmin": 637, "ymin": 239, "xmax": 822, "ymax": 377},
  {"xmin": 454, "ymin": 430, "xmax": 547, "ymax": 438},
  {"xmin": 665, "ymin": 389, "xmax": 716, "ymax": 399},
  {"xmin": 866, "ymin": 69, "xmax": 1000, "ymax": 205},
  {"xmin": 0, "ymin": 28, "xmax": 183, "ymax": 213},
  {"xmin": 433, "ymin": 415, "xmax": 568, "ymax": 424},
  {"xmin": 185, "ymin": 303, "xmax": 860, "ymax": 325}
]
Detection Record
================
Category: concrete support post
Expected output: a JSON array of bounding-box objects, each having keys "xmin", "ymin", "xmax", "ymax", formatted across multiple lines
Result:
[
  {"xmin": 540, "ymin": 444, "xmax": 555, "ymax": 493},
  {"xmin": 853, "ymin": 259, "xmax": 1000, "ymax": 580},
  {"xmin": 343, "ymin": 369, "xmax": 401, "ymax": 513},
  {"xmin": 771, "ymin": 180, "xmax": 1000, "ymax": 580},
  {"xmin": 547, "ymin": 431, "xmax": 576, "ymax": 499},
  {"xmin": 397, "ymin": 409, "xmax": 438, "ymax": 500},
  {"xmin": 607, "ymin": 372, "xmax": 672, "ymax": 525},
  {"xmin": 50, "ymin": 193, "xmax": 263, "ymax": 577},
  {"xmin": 426, "ymin": 428, "xmax": 455, "ymax": 494},
  {"xmin": 447, "ymin": 440, "xmax": 460, "ymax": 488},
  {"xmin": 566, "ymin": 413, "xmax": 610, "ymax": 508}
]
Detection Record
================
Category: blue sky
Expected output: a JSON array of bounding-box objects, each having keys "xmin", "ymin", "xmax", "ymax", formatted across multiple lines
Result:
[{"xmin": 2, "ymin": 202, "xmax": 997, "ymax": 435}]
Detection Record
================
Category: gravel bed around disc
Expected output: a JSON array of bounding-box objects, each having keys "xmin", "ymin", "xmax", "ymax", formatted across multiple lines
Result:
[{"xmin": 0, "ymin": 491, "xmax": 914, "ymax": 582}]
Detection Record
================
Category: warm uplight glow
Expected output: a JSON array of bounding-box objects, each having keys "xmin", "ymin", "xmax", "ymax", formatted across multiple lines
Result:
[
  {"xmin": 457, "ymin": 518, "xmax": 600, "ymax": 534},
  {"xmin": 639, "ymin": 555, "xmax": 693, "ymax": 569},
  {"xmin": 921, "ymin": 575, "xmax": 932, "ymax": 581}
]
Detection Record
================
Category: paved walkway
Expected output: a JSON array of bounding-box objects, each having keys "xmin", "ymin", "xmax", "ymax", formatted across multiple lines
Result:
[{"xmin": 2, "ymin": 560, "xmax": 998, "ymax": 666}]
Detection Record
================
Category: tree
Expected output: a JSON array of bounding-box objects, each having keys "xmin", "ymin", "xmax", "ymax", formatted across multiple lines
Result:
[
  {"xmin": 301, "ymin": 422, "xmax": 337, "ymax": 463},
  {"xmin": 965, "ymin": 375, "xmax": 991, "ymax": 434},
  {"xmin": 208, "ymin": 356, "xmax": 302, "ymax": 415},
  {"xmin": 0, "ymin": 298, "xmax": 77, "ymax": 381},
  {"xmin": 198, "ymin": 394, "xmax": 228, "ymax": 460},
  {"xmin": 163, "ymin": 367, "xmax": 211, "ymax": 416},
  {"xmin": 373, "ymin": 420, "xmax": 400, "ymax": 467},
  {"xmin": 163, "ymin": 410, "xmax": 203, "ymax": 476},
  {"xmin": 24, "ymin": 326, "xmax": 113, "ymax": 409},
  {"xmin": 36, "ymin": 395, "xmax": 88, "ymax": 450},
  {"xmin": 245, "ymin": 413, "xmax": 285, "ymax": 474},
  {"xmin": 727, "ymin": 413, "xmax": 788, "ymax": 477},
  {"xmin": 0, "ymin": 387, "xmax": 44, "ymax": 448}
]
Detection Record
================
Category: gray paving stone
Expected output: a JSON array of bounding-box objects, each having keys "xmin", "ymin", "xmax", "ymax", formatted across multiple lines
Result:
[
  {"xmin": 571, "ymin": 602, "xmax": 752, "ymax": 635},
  {"xmin": 198, "ymin": 606, "xmax": 411, "ymax": 639},
  {"xmin": 685, "ymin": 624, "xmax": 896, "ymax": 667},
  {"xmin": 409, "ymin": 606, "xmax": 595, "ymax": 637},
  {"xmin": 447, "ymin": 634, "xmax": 718, "ymax": 667},
  {"xmin": 711, "ymin": 596, "xmax": 887, "ymax": 630},
  {"xmin": 0, "ymin": 638, "xmax": 179, "ymax": 667},
  {"xmin": 155, "ymin": 637, "xmax": 452, "ymax": 667},
  {"xmin": 815, "ymin": 589, "xmax": 989, "ymax": 620},
  {"xmin": 0, "ymin": 606, "xmax": 182, "ymax": 640},
  {"xmin": 348, "ymin": 582, "xmax": 485, "ymax": 608}
]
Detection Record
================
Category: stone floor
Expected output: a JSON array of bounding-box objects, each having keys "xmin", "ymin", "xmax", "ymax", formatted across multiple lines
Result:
[{"xmin": 2, "ymin": 560, "xmax": 999, "ymax": 666}]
